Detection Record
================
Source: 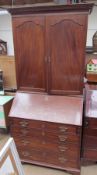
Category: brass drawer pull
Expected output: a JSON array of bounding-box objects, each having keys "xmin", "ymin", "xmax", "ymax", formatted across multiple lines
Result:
[
  {"xmin": 22, "ymin": 151, "xmax": 30, "ymax": 157},
  {"xmin": 58, "ymin": 157, "xmax": 67, "ymax": 163},
  {"xmin": 42, "ymin": 131, "xmax": 45, "ymax": 136},
  {"xmin": 58, "ymin": 146, "xmax": 68, "ymax": 152},
  {"xmin": 58, "ymin": 135, "xmax": 67, "ymax": 142},
  {"xmin": 21, "ymin": 140, "xmax": 29, "ymax": 146},
  {"xmin": 20, "ymin": 121, "xmax": 28, "ymax": 127},
  {"xmin": 59, "ymin": 126, "xmax": 68, "ymax": 132},
  {"xmin": 85, "ymin": 120, "xmax": 89, "ymax": 127},
  {"xmin": 21, "ymin": 130, "xmax": 28, "ymax": 135}
]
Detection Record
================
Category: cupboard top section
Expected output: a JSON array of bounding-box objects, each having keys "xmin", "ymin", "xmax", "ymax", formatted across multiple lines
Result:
[
  {"xmin": 5, "ymin": 2, "xmax": 94, "ymax": 15},
  {"xmin": 9, "ymin": 92, "xmax": 83, "ymax": 126}
]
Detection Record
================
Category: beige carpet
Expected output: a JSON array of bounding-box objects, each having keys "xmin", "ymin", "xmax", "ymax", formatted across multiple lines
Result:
[
  {"xmin": 0, "ymin": 133, "xmax": 97, "ymax": 175},
  {"xmin": 23, "ymin": 164, "xmax": 97, "ymax": 175}
]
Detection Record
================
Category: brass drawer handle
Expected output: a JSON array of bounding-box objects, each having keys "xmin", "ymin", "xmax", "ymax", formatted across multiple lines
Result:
[
  {"xmin": 22, "ymin": 151, "xmax": 30, "ymax": 157},
  {"xmin": 20, "ymin": 121, "xmax": 28, "ymax": 127},
  {"xmin": 59, "ymin": 126, "xmax": 68, "ymax": 132},
  {"xmin": 85, "ymin": 120, "xmax": 89, "ymax": 127},
  {"xmin": 21, "ymin": 130, "xmax": 28, "ymax": 135},
  {"xmin": 21, "ymin": 140, "xmax": 29, "ymax": 146},
  {"xmin": 58, "ymin": 146, "xmax": 68, "ymax": 152},
  {"xmin": 58, "ymin": 157, "xmax": 67, "ymax": 163},
  {"xmin": 58, "ymin": 135, "xmax": 67, "ymax": 142},
  {"xmin": 42, "ymin": 131, "xmax": 45, "ymax": 136}
]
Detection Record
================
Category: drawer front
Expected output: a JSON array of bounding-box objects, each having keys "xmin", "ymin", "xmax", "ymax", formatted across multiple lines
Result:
[
  {"xmin": 10, "ymin": 118, "xmax": 45, "ymax": 130},
  {"xmin": 10, "ymin": 118, "xmax": 81, "ymax": 136},
  {"xmin": 84, "ymin": 118, "xmax": 97, "ymax": 129},
  {"xmin": 46, "ymin": 132, "xmax": 80, "ymax": 144},
  {"xmin": 83, "ymin": 136, "xmax": 97, "ymax": 149},
  {"xmin": 18, "ymin": 147, "xmax": 79, "ymax": 169},
  {"xmin": 83, "ymin": 148, "xmax": 97, "ymax": 161},
  {"xmin": 15, "ymin": 139, "xmax": 80, "ymax": 159},
  {"xmin": 10, "ymin": 128, "xmax": 43, "ymax": 138},
  {"xmin": 11, "ymin": 129, "xmax": 80, "ymax": 145},
  {"xmin": 46, "ymin": 152, "xmax": 80, "ymax": 169},
  {"xmin": 45, "ymin": 122, "xmax": 81, "ymax": 135},
  {"xmin": 84, "ymin": 128, "xmax": 97, "ymax": 137},
  {"xmin": 84, "ymin": 118, "xmax": 97, "ymax": 137},
  {"xmin": 10, "ymin": 129, "xmax": 80, "ymax": 143},
  {"xmin": 18, "ymin": 149, "xmax": 45, "ymax": 163},
  {"xmin": 14, "ymin": 136, "xmax": 80, "ymax": 148}
]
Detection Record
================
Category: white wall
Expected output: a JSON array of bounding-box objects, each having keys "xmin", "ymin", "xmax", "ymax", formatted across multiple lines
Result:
[
  {"xmin": 0, "ymin": 13, "xmax": 14, "ymax": 56},
  {"xmin": 0, "ymin": 5, "xmax": 97, "ymax": 56},
  {"xmin": 87, "ymin": 5, "xmax": 97, "ymax": 46}
]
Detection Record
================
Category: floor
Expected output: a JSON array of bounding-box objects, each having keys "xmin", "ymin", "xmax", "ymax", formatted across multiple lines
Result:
[
  {"xmin": 0, "ymin": 132, "xmax": 97, "ymax": 175},
  {"xmin": 23, "ymin": 164, "xmax": 97, "ymax": 175}
]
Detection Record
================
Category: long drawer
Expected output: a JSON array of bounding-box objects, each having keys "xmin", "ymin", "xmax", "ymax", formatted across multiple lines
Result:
[
  {"xmin": 14, "ymin": 136, "xmax": 80, "ymax": 149},
  {"xmin": 84, "ymin": 118, "xmax": 97, "ymax": 129},
  {"xmin": 83, "ymin": 136, "xmax": 97, "ymax": 149},
  {"xmin": 11, "ymin": 129, "xmax": 80, "ymax": 144},
  {"xmin": 15, "ymin": 141, "xmax": 80, "ymax": 159},
  {"xmin": 84, "ymin": 118, "xmax": 97, "ymax": 137},
  {"xmin": 84, "ymin": 128, "xmax": 97, "ymax": 137},
  {"xmin": 10, "ymin": 118, "xmax": 81, "ymax": 135},
  {"xmin": 45, "ymin": 152, "xmax": 80, "ymax": 169},
  {"xmin": 18, "ymin": 148, "xmax": 79, "ymax": 169}
]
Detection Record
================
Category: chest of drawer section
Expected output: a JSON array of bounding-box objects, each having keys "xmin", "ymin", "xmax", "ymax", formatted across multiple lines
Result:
[
  {"xmin": 10, "ymin": 118, "xmax": 81, "ymax": 168},
  {"xmin": 83, "ymin": 117, "xmax": 97, "ymax": 161}
]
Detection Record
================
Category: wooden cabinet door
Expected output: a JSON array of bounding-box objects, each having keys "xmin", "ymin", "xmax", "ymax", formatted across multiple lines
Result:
[
  {"xmin": 46, "ymin": 14, "xmax": 88, "ymax": 95},
  {"xmin": 13, "ymin": 16, "xmax": 46, "ymax": 92}
]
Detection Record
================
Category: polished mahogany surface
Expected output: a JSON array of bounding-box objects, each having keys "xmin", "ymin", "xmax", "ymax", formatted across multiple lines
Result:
[
  {"xmin": 85, "ymin": 90, "xmax": 97, "ymax": 118},
  {"xmin": 47, "ymin": 14, "xmax": 87, "ymax": 95},
  {"xmin": 9, "ymin": 92, "xmax": 83, "ymax": 175},
  {"xmin": 7, "ymin": 3, "xmax": 93, "ymax": 95},
  {"xmin": 13, "ymin": 16, "xmax": 46, "ymax": 93},
  {"xmin": 12, "ymin": 13, "xmax": 88, "ymax": 95},
  {"xmin": 9, "ymin": 92, "xmax": 83, "ymax": 126},
  {"xmin": 7, "ymin": 3, "xmax": 93, "ymax": 174}
]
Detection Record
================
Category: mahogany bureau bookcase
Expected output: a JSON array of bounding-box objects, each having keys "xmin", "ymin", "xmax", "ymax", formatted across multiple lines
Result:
[
  {"xmin": 6, "ymin": 2, "xmax": 93, "ymax": 175},
  {"xmin": 9, "ymin": 92, "xmax": 83, "ymax": 175},
  {"xmin": 82, "ymin": 90, "xmax": 97, "ymax": 163}
]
